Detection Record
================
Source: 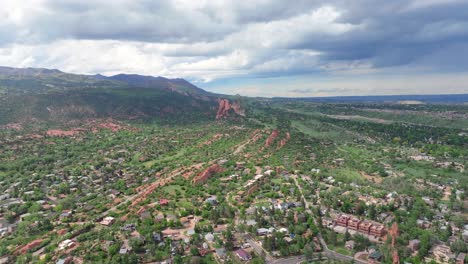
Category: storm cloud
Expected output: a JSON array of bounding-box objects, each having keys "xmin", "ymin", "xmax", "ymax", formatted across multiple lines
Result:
[{"xmin": 1, "ymin": 0, "xmax": 468, "ymax": 96}]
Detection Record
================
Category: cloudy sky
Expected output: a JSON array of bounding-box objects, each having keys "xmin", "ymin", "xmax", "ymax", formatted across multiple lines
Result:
[{"xmin": 1, "ymin": 0, "xmax": 468, "ymax": 97}]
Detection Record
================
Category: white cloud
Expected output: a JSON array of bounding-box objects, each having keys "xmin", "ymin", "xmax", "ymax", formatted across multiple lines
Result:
[{"xmin": 0, "ymin": 0, "xmax": 467, "ymax": 96}]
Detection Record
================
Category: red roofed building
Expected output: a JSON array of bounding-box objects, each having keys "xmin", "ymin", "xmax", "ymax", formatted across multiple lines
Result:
[
  {"xmin": 235, "ymin": 249, "xmax": 252, "ymax": 261},
  {"xmin": 159, "ymin": 199, "xmax": 169, "ymax": 206},
  {"xmin": 359, "ymin": 221, "xmax": 373, "ymax": 234},
  {"xmin": 336, "ymin": 215, "xmax": 351, "ymax": 227},
  {"xmin": 370, "ymin": 224, "xmax": 386, "ymax": 237},
  {"xmin": 348, "ymin": 218, "xmax": 361, "ymax": 230}
]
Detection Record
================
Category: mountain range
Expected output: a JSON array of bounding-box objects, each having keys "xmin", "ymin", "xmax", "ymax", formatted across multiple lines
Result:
[
  {"xmin": 0, "ymin": 66, "xmax": 232, "ymax": 126},
  {"xmin": 0, "ymin": 66, "xmax": 466, "ymax": 127}
]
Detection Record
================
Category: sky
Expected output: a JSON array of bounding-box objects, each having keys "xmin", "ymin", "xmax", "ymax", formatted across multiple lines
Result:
[{"xmin": 1, "ymin": 0, "xmax": 468, "ymax": 97}]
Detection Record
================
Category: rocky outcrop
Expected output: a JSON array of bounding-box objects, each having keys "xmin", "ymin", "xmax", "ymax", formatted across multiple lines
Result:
[
  {"xmin": 46, "ymin": 129, "xmax": 82, "ymax": 137},
  {"xmin": 193, "ymin": 164, "xmax": 225, "ymax": 184},
  {"xmin": 216, "ymin": 99, "xmax": 245, "ymax": 119},
  {"xmin": 278, "ymin": 132, "xmax": 291, "ymax": 148},
  {"xmin": 265, "ymin": 130, "xmax": 279, "ymax": 147},
  {"xmin": 15, "ymin": 239, "xmax": 44, "ymax": 255},
  {"xmin": 216, "ymin": 99, "xmax": 231, "ymax": 119},
  {"xmin": 231, "ymin": 100, "xmax": 245, "ymax": 116}
]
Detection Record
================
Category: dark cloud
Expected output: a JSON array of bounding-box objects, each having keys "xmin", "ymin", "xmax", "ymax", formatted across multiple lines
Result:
[{"xmin": 0, "ymin": 0, "xmax": 468, "ymax": 94}]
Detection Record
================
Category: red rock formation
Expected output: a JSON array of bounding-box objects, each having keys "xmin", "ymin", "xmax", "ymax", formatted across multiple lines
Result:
[
  {"xmin": 216, "ymin": 99, "xmax": 245, "ymax": 119},
  {"xmin": 216, "ymin": 99, "xmax": 231, "ymax": 119},
  {"xmin": 265, "ymin": 130, "xmax": 279, "ymax": 147},
  {"xmin": 390, "ymin": 223, "xmax": 400, "ymax": 264},
  {"xmin": 193, "ymin": 164, "xmax": 224, "ymax": 184},
  {"xmin": 15, "ymin": 239, "xmax": 43, "ymax": 255},
  {"xmin": 392, "ymin": 250, "xmax": 400, "ymax": 264},
  {"xmin": 231, "ymin": 100, "xmax": 245, "ymax": 116},
  {"xmin": 0, "ymin": 123, "xmax": 22, "ymax": 130},
  {"xmin": 278, "ymin": 132, "xmax": 291, "ymax": 148},
  {"xmin": 389, "ymin": 222, "xmax": 399, "ymax": 247},
  {"xmin": 46, "ymin": 129, "xmax": 79, "ymax": 137},
  {"xmin": 199, "ymin": 133, "xmax": 224, "ymax": 146}
]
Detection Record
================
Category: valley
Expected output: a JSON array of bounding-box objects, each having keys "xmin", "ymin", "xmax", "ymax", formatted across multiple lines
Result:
[{"xmin": 0, "ymin": 68, "xmax": 466, "ymax": 264}]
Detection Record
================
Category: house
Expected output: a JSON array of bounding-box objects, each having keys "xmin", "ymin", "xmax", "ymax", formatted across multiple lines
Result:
[
  {"xmin": 337, "ymin": 215, "xmax": 351, "ymax": 227},
  {"xmin": 236, "ymin": 162, "xmax": 245, "ymax": 170},
  {"xmin": 456, "ymin": 253, "xmax": 466, "ymax": 264},
  {"xmin": 58, "ymin": 239, "xmax": 75, "ymax": 250},
  {"xmin": 180, "ymin": 217, "xmax": 190, "ymax": 225},
  {"xmin": 432, "ymin": 244, "xmax": 455, "ymax": 263},
  {"xmin": 119, "ymin": 240, "xmax": 132, "ymax": 254},
  {"xmin": 102, "ymin": 240, "xmax": 115, "ymax": 251},
  {"xmin": 100, "ymin": 216, "xmax": 115, "ymax": 226},
  {"xmin": 257, "ymin": 228, "xmax": 270, "ymax": 236},
  {"xmin": 345, "ymin": 240, "xmax": 355, "ymax": 250},
  {"xmin": 333, "ymin": 158, "xmax": 345, "ymax": 166},
  {"xmin": 166, "ymin": 214, "xmax": 177, "ymax": 222},
  {"xmin": 408, "ymin": 239, "xmax": 420, "ymax": 252},
  {"xmin": 187, "ymin": 229, "xmax": 196, "ymax": 236},
  {"xmin": 205, "ymin": 233, "xmax": 214, "ymax": 242},
  {"xmin": 205, "ymin": 196, "xmax": 218, "ymax": 205},
  {"xmin": 59, "ymin": 211, "xmax": 72, "ymax": 221},
  {"xmin": 121, "ymin": 223, "xmax": 136, "ymax": 232},
  {"xmin": 159, "ymin": 199, "xmax": 169, "ymax": 206},
  {"xmin": 463, "ymin": 230, "xmax": 468, "ymax": 243},
  {"xmin": 139, "ymin": 211, "xmax": 151, "ymax": 220},
  {"xmin": 359, "ymin": 221, "xmax": 373, "ymax": 234},
  {"xmin": 56, "ymin": 257, "xmax": 72, "ymax": 264},
  {"xmin": 155, "ymin": 212, "xmax": 165, "ymax": 222},
  {"xmin": 417, "ymin": 219, "xmax": 432, "ymax": 229},
  {"xmin": 369, "ymin": 224, "xmax": 386, "ymax": 237},
  {"xmin": 109, "ymin": 189, "xmax": 121, "ymax": 199},
  {"xmin": 313, "ymin": 237, "xmax": 322, "ymax": 251},
  {"xmin": 245, "ymin": 219, "xmax": 257, "ymax": 226},
  {"xmin": 19, "ymin": 213, "xmax": 31, "ymax": 221},
  {"xmin": 235, "ymin": 249, "xmax": 252, "ymax": 261},
  {"xmin": 348, "ymin": 218, "xmax": 361, "ymax": 230},
  {"xmin": 215, "ymin": 248, "xmax": 227, "ymax": 259},
  {"xmin": 369, "ymin": 251, "xmax": 383, "ymax": 263}
]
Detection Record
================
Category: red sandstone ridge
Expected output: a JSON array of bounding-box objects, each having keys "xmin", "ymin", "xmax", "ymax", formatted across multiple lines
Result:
[
  {"xmin": 46, "ymin": 129, "xmax": 84, "ymax": 137},
  {"xmin": 265, "ymin": 129, "xmax": 279, "ymax": 147},
  {"xmin": 216, "ymin": 99, "xmax": 245, "ymax": 119},
  {"xmin": 193, "ymin": 164, "xmax": 224, "ymax": 184},
  {"xmin": 278, "ymin": 132, "xmax": 291, "ymax": 148},
  {"xmin": 15, "ymin": 239, "xmax": 43, "ymax": 255}
]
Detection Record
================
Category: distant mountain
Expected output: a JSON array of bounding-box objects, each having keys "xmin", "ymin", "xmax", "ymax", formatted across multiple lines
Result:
[
  {"xmin": 0, "ymin": 66, "xmax": 222, "ymax": 125},
  {"xmin": 273, "ymin": 94, "xmax": 468, "ymax": 104},
  {"xmin": 0, "ymin": 66, "xmax": 123, "ymax": 94},
  {"xmin": 0, "ymin": 66, "xmax": 63, "ymax": 76},
  {"xmin": 96, "ymin": 74, "xmax": 208, "ymax": 96}
]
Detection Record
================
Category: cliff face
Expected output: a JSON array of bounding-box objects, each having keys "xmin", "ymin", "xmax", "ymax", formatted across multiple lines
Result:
[
  {"xmin": 263, "ymin": 130, "xmax": 290, "ymax": 149},
  {"xmin": 230, "ymin": 100, "xmax": 245, "ymax": 116},
  {"xmin": 216, "ymin": 99, "xmax": 245, "ymax": 119},
  {"xmin": 216, "ymin": 99, "xmax": 231, "ymax": 119},
  {"xmin": 193, "ymin": 164, "xmax": 225, "ymax": 184}
]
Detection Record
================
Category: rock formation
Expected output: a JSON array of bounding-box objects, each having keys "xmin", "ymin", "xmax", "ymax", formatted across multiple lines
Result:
[
  {"xmin": 193, "ymin": 164, "xmax": 224, "ymax": 184},
  {"xmin": 278, "ymin": 132, "xmax": 291, "ymax": 148},
  {"xmin": 216, "ymin": 99, "xmax": 245, "ymax": 119},
  {"xmin": 265, "ymin": 129, "xmax": 279, "ymax": 147}
]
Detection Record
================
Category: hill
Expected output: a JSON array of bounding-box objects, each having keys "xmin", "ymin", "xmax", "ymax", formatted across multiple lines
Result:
[
  {"xmin": 96, "ymin": 74, "xmax": 208, "ymax": 96},
  {"xmin": 0, "ymin": 66, "xmax": 238, "ymax": 126}
]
